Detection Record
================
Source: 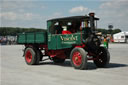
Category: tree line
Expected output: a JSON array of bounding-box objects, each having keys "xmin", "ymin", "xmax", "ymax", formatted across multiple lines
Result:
[
  {"xmin": 0, "ymin": 27, "xmax": 121, "ymax": 36},
  {"xmin": 96, "ymin": 28, "xmax": 121, "ymax": 35},
  {"xmin": 0, "ymin": 27, "xmax": 46, "ymax": 36}
]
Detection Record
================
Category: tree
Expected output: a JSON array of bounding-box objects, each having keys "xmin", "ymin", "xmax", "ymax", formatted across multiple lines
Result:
[
  {"xmin": 97, "ymin": 28, "xmax": 121, "ymax": 35},
  {"xmin": 112, "ymin": 29, "xmax": 121, "ymax": 34},
  {"xmin": 0, "ymin": 27, "xmax": 46, "ymax": 36}
]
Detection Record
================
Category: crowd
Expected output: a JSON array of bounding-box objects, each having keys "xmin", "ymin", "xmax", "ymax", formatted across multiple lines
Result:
[{"xmin": 0, "ymin": 36, "xmax": 17, "ymax": 45}]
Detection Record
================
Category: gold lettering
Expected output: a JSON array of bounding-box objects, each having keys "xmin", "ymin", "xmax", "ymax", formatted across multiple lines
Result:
[
  {"xmin": 60, "ymin": 36, "xmax": 64, "ymax": 41},
  {"xmin": 60, "ymin": 35, "xmax": 78, "ymax": 41},
  {"xmin": 75, "ymin": 36, "xmax": 78, "ymax": 40},
  {"xmin": 70, "ymin": 37, "xmax": 73, "ymax": 41},
  {"xmin": 65, "ymin": 38, "xmax": 69, "ymax": 41}
]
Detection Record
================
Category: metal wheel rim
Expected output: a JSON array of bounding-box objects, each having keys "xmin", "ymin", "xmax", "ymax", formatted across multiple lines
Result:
[
  {"xmin": 25, "ymin": 50, "xmax": 32, "ymax": 63},
  {"xmin": 72, "ymin": 51, "xmax": 82, "ymax": 66}
]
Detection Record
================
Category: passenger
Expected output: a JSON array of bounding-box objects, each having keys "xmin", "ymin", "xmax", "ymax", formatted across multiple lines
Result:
[
  {"xmin": 62, "ymin": 26, "xmax": 72, "ymax": 34},
  {"xmin": 55, "ymin": 22, "xmax": 63, "ymax": 34},
  {"xmin": 67, "ymin": 22, "xmax": 73, "ymax": 33}
]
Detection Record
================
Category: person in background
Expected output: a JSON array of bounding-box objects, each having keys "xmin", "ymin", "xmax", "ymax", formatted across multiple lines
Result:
[{"xmin": 104, "ymin": 36, "xmax": 109, "ymax": 49}]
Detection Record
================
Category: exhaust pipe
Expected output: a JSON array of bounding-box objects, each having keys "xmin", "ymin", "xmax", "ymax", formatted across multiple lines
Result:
[{"xmin": 89, "ymin": 13, "xmax": 95, "ymax": 33}]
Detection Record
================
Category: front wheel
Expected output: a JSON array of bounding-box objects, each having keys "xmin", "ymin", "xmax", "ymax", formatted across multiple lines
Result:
[
  {"xmin": 93, "ymin": 47, "xmax": 110, "ymax": 68},
  {"xmin": 70, "ymin": 48, "xmax": 87, "ymax": 70}
]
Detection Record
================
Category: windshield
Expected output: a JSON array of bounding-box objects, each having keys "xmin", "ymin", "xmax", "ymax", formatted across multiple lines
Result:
[{"xmin": 49, "ymin": 21, "xmax": 81, "ymax": 34}]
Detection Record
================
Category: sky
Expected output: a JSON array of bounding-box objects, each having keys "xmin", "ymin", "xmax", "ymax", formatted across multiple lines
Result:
[{"xmin": 0, "ymin": 0, "xmax": 128, "ymax": 31}]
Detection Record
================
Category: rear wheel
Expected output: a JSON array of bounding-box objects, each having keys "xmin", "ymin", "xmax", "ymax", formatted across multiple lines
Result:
[
  {"xmin": 93, "ymin": 47, "xmax": 110, "ymax": 68},
  {"xmin": 70, "ymin": 48, "xmax": 87, "ymax": 70},
  {"xmin": 25, "ymin": 47, "xmax": 40, "ymax": 65}
]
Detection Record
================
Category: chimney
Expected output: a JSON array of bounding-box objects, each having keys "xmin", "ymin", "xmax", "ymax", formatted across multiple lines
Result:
[{"xmin": 89, "ymin": 13, "xmax": 95, "ymax": 33}]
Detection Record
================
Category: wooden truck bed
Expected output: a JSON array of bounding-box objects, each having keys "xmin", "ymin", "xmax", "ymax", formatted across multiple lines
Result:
[{"xmin": 17, "ymin": 32, "xmax": 47, "ymax": 44}]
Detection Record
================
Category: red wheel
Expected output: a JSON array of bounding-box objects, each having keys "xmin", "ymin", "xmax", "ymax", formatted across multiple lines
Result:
[
  {"xmin": 25, "ymin": 50, "xmax": 32, "ymax": 63},
  {"xmin": 72, "ymin": 51, "xmax": 82, "ymax": 66},
  {"xmin": 70, "ymin": 48, "xmax": 87, "ymax": 70},
  {"xmin": 24, "ymin": 47, "xmax": 41, "ymax": 65}
]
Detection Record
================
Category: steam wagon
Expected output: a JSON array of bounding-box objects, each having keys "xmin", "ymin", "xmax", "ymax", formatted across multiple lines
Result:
[{"xmin": 17, "ymin": 13, "xmax": 110, "ymax": 70}]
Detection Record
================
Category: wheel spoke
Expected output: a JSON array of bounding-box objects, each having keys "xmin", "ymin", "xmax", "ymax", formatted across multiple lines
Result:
[{"xmin": 72, "ymin": 51, "xmax": 82, "ymax": 66}]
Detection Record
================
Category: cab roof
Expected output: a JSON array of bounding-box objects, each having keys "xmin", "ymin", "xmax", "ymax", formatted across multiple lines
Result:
[{"xmin": 47, "ymin": 15, "xmax": 99, "ymax": 22}]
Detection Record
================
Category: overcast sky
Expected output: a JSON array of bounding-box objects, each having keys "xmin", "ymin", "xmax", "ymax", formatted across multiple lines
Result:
[{"xmin": 0, "ymin": 0, "xmax": 128, "ymax": 31}]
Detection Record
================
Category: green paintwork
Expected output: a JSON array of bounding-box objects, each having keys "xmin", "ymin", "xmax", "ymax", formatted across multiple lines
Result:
[
  {"xmin": 17, "ymin": 15, "xmax": 98, "ymax": 50},
  {"xmin": 48, "ymin": 33, "xmax": 82, "ymax": 50},
  {"xmin": 17, "ymin": 21, "xmax": 84, "ymax": 50},
  {"xmin": 17, "ymin": 32, "xmax": 47, "ymax": 44},
  {"xmin": 46, "ymin": 21, "xmax": 82, "ymax": 50}
]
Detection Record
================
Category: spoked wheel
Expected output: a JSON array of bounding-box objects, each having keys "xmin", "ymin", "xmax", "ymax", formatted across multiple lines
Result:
[
  {"xmin": 93, "ymin": 47, "xmax": 110, "ymax": 68},
  {"xmin": 70, "ymin": 48, "xmax": 87, "ymax": 70},
  {"xmin": 72, "ymin": 51, "xmax": 82, "ymax": 66},
  {"xmin": 25, "ymin": 47, "xmax": 41, "ymax": 65}
]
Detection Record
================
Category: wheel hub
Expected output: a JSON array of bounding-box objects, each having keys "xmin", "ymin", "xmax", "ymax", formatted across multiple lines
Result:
[
  {"xmin": 25, "ymin": 50, "xmax": 32, "ymax": 63},
  {"xmin": 75, "ymin": 57, "xmax": 78, "ymax": 61},
  {"xmin": 72, "ymin": 51, "xmax": 82, "ymax": 66}
]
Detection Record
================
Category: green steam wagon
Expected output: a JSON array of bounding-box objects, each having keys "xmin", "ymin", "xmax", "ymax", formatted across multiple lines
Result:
[{"xmin": 17, "ymin": 13, "xmax": 110, "ymax": 70}]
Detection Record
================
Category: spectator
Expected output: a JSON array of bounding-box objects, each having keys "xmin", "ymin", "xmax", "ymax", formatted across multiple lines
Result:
[{"xmin": 104, "ymin": 36, "xmax": 109, "ymax": 49}]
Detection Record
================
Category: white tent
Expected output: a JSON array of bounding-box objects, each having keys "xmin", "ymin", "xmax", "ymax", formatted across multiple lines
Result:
[{"xmin": 113, "ymin": 32, "xmax": 128, "ymax": 43}]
